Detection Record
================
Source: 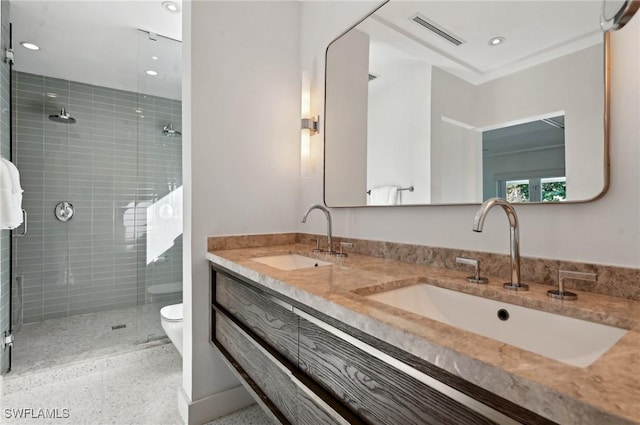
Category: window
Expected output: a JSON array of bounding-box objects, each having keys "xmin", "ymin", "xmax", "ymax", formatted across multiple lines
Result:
[{"xmin": 503, "ymin": 177, "xmax": 566, "ymax": 202}]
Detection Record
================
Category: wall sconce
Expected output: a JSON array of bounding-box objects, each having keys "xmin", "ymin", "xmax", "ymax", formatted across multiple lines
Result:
[
  {"xmin": 301, "ymin": 116, "xmax": 319, "ymax": 134},
  {"xmin": 301, "ymin": 71, "xmax": 319, "ymax": 178}
]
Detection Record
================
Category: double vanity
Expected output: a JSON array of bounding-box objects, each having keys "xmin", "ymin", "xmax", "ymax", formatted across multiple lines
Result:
[
  {"xmin": 207, "ymin": 236, "xmax": 640, "ymax": 425},
  {"xmin": 203, "ymin": 0, "xmax": 640, "ymax": 422}
]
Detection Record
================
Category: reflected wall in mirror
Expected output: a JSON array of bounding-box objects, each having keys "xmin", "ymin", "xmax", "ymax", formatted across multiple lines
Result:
[{"xmin": 324, "ymin": 1, "xmax": 608, "ymax": 206}]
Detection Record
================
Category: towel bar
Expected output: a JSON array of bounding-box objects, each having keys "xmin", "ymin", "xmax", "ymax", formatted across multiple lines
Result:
[{"xmin": 366, "ymin": 185, "xmax": 414, "ymax": 195}]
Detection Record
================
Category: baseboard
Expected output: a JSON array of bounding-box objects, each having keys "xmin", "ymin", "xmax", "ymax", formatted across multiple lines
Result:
[{"xmin": 178, "ymin": 384, "xmax": 255, "ymax": 425}]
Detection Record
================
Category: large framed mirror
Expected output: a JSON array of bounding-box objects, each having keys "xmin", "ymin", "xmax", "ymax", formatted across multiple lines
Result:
[{"xmin": 324, "ymin": 1, "xmax": 612, "ymax": 206}]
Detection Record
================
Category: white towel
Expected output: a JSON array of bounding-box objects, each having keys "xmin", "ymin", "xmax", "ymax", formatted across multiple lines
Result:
[
  {"xmin": 0, "ymin": 157, "xmax": 24, "ymax": 229},
  {"xmin": 368, "ymin": 185, "xmax": 399, "ymax": 205}
]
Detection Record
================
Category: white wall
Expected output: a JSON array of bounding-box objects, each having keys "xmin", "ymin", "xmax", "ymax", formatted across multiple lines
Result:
[
  {"xmin": 367, "ymin": 57, "xmax": 431, "ymax": 204},
  {"xmin": 299, "ymin": 1, "xmax": 640, "ymax": 268},
  {"xmin": 324, "ymin": 28, "xmax": 369, "ymax": 206},
  {"xmin": 435, "ymin": 119, "xmax": 483, "ymax": 203},
  {"xmin": 431, "ymin": 45, "xmax": 604, "ymax": 202},
  {"xmin": 476, "ymin": 45, "xmax": 604, "ymax": 201},
  {"xmin": 184, "ymin": 1, "xmax": 301, "ymax": 423},
  {"xmin": 430, "ymin": 67, "xmax": 480, "ymax": 203}
]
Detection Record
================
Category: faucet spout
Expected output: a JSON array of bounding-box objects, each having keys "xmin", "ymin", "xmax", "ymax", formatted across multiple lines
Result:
[
  {"xmin": 472, "ymin": 198, "xmax": 527, "ymax": 291},
  {"xmin": 301, "ymin": 204, "xmax": 335, "ymax": 255}
]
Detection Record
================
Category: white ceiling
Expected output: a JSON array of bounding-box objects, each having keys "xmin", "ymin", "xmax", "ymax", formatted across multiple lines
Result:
[
  {"xmin": 11, "ymin": 0, "xmax": 604, "ymax": 98},
  {"xmin": 10, "ymin": 0, "xmax": 182, "ymax": 100},
  {"xmin": 362, "ymin": 1, "xmax": 604, "ymax": 85}
]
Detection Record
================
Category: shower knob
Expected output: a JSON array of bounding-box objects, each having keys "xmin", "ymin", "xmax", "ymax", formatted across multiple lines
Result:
[{"xmin": 55, "ymin": 202, "xmax": 74, "ymax": 222}]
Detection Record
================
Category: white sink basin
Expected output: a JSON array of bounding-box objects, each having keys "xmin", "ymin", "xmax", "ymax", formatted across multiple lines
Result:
[
  {"xmin": 366, "ymin": 283, "xmax": 627, "ymax": 367},
  {"xmin": 252, "ymin": 254, "xmax": 332, "ymax": 271}
]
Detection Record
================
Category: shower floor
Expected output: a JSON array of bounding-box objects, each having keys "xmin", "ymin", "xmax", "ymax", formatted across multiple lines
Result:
[{"xmin": 10, "ymin": 303, "xmax": 170, "ymax": 376}]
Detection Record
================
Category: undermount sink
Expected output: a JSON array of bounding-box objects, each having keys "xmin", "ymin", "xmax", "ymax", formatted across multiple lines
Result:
[
  {"xmin": 252, "ymin": 254, "xmax": 332, "ymax": 271},
  {"xmin": 365, "ymin": 283, "xmax": 628, "ymax": 367}
]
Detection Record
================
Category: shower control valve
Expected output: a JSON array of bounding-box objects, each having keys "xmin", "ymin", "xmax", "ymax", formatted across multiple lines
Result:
[{"xmin": 55, "ymin": 201, "xmax": 75, "ymax": 222}]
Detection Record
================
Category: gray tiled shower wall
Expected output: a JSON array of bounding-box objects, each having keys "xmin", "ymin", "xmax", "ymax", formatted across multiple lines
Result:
[
  {"xmin": 12, "ymin": 71, "xmax": 182, "ymax": 324},
  {"xmin": 1, "ymin": 0, "xmax": 10, "ymax": 372}
]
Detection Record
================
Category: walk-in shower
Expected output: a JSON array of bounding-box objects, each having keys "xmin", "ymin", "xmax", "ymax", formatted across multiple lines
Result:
[{"xmin": 2, "ymin": 1, "xmax": 183, "ymax": 374}]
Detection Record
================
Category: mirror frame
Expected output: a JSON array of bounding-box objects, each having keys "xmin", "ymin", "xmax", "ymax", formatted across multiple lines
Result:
[
  {"xmin": 323, "ymin": 1, "xmax": 613, "ymax": 207},
  {"xmin": 602, "ymin": 0, "xmax": 640, "ymax": 30}
]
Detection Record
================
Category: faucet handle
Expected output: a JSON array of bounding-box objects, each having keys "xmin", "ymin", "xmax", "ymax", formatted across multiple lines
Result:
[
  {"xmin": 455, "ymin": 257, "xmax": 488, "ymax": 284},
  {"xmin": 336, "ymin": 242, "xmax": 353, "ymax": 258},
  {"xmin": 547, "ymin": 270, "xmax": 597, "ymax": 301},
  {"xmin": 310, "ymin": 238, "xmax": 323, "ymax": 253}
]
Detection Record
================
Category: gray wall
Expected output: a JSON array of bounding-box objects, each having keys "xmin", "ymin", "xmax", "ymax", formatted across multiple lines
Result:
[
  {"xmin": 13, "ymin": 71, "xmax": 182, "ymax": 324},
  {"xmin": 0, "ymin": 0, "xmax": 10, "ymax": 373}
]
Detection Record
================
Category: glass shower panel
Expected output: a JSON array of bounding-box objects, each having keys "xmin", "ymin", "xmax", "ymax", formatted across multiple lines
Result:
[
  {"xmin": 7, "ymin": 9, "xmax": 182, "ymax": 374},
  {"xmin": 134, "ymin": 30, "xmax": 182, "ymax": 343},
  {"xmin": 0, "ymin": 0, "xmax": 11, "ymax": 374}
]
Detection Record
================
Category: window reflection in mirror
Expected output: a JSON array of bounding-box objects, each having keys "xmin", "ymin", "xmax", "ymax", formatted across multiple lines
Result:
[
  {"xmin": 502, "ymin": 177, "xmax": 567, "ymax": 203},
  {"xmin": 482, "ymin": 115, "xmax": 566, "ymax": 202}
]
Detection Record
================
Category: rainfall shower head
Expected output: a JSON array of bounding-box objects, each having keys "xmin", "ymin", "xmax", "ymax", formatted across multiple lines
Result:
[
  {"xmin": 162, "ymin": 123, "xmax": 181, "ymax": 137},
  {"xmin": 49, "ymin": 107, "xmax": 76, "ymax": 124}
]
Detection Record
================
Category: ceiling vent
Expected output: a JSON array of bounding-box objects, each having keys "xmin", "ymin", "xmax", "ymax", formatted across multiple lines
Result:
[{"xmin": 410, "ymin": 14, "xmax": 465, "ymax": 46}]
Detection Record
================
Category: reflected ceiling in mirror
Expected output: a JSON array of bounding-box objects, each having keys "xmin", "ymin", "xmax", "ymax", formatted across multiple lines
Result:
[{"xmin": 324, "ymin": 1, "xmax": 608, "ymax": 207}]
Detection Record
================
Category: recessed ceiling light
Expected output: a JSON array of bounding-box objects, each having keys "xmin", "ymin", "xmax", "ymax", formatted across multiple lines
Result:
[
  {"xmin": 488, "ymin": 37, "xmax": 505, "ymax": 46},
  {"xmin": 145, "ymin": 70, "xmax": 158, "ymax": 76},
  {"xmin": 46, "ymin": 92, "xmax": 57, "ymax": 98},
  {"xmin": 151, "ymin": 56, "xmax": 159, "ymax": 61},
  {"xmin": 20, "ymin": 42, "xmax": 40, "ymax": 51},
  {"xmin": 161, "ymin": 1, "xmax": 179, "ymax": 13},
  {"xmin": 135, "ymin": 108, "xmax": 143, "ymax": 114}
]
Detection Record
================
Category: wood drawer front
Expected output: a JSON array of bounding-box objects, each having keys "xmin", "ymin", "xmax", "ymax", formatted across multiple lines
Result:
[
  {"xmin": 215, "ymin": 311, "xmax": 349, "ymax": 425},
  {"xmin": 298, "ymin": 317, "xmax": 498, "ymax": 425},
  {"xmin": 215, "ymin": 272, "xmax": 298, "ymax": 364}
]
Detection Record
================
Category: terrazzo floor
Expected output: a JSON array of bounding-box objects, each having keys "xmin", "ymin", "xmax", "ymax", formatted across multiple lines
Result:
[
  {"xmin": 11, "ymin": 303, "xmax": 168, "ymax": 375},
  {"xmin": 1, "ymin": 343, "xmax": 183, "ymax": 424},
  {"xmin": 1, "ymin": 306, "xmax": 274, "ymax": 425}
]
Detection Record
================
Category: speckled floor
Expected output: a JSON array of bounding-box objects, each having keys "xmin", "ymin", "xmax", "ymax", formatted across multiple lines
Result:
[
  {"xmin": 2, "ymin": 305, "xmax": 273, "ymax": 425},
  {"xmin": 11, "ymin": 303, "xmax": 168, "ymax": 375},
  {"xmin": 1, "ymin": 343, "xmax": 183, "ymax": 424}
]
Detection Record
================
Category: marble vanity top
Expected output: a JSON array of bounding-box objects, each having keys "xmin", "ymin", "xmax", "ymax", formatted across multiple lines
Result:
[{"xmin": 206, "ymin": 243, "xmax": 640, "ymax": 425}]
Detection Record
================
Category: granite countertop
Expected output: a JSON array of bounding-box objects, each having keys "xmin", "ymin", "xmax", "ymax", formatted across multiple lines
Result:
[{"xmin": 206, "ymin": 243, "xmax": 640, "ymax": 425}]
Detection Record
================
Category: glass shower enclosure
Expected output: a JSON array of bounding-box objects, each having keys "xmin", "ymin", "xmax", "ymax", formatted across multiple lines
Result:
[
  {"xmin": 6, "ymin": 28, "xmax": 182, "ymax": 372},
  {"xmin": 0, "ymin": 0, "xmax": 12, "ymax": 374}
]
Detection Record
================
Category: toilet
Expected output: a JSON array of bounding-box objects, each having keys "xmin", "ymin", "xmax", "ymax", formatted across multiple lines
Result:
[{"xmin": 160, "ymin": 303, "xmax": 183, "ymax": 356}]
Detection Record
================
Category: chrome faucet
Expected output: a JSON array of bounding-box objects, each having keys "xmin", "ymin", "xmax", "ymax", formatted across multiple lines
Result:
[
  {"xmin": 472, "ymin": 198, "xmax": 528, "ymax": 291},
  {"xmin": 301, "ymin": 204, "xmax": 335, "ymax": 255}
]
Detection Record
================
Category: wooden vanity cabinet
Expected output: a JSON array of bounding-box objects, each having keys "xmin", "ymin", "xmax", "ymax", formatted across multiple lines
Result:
[
  {"xmin": 213, "ymin": 267, "xmax": 355, "ymax": 425},
  {"xmin": 210, "ymin": 264, "xmax": 556, "ymax": 425},
  {"xmin": 297, "ymin": 316, "xmax": 495, "ymax": 425},
  {"xmin": 215, "ymin": 310, "xmax": 348, "ymax": 425},
  {"xmin": 215, "ymin": 271, "xmax": 299, "ymax": 365}
]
